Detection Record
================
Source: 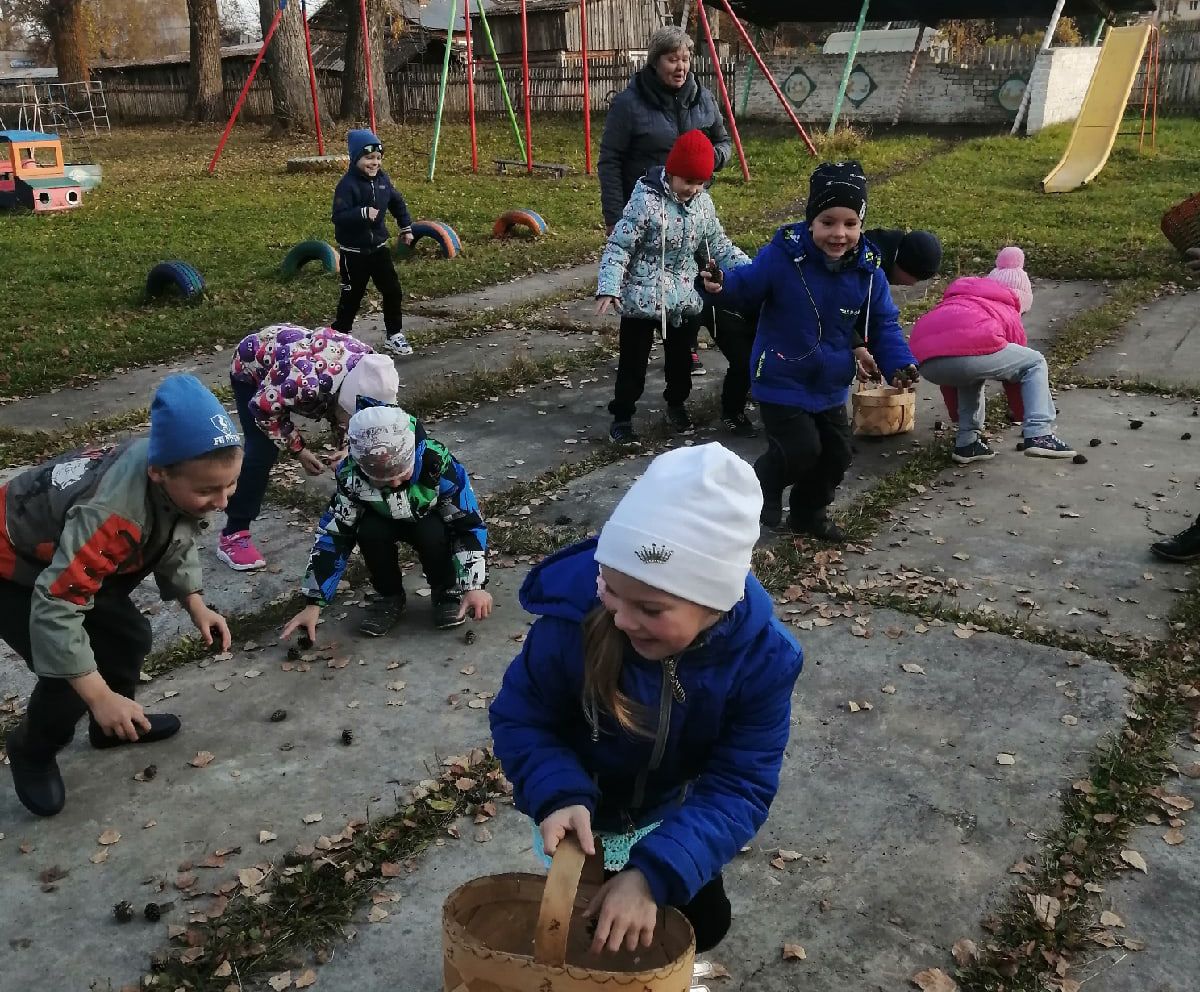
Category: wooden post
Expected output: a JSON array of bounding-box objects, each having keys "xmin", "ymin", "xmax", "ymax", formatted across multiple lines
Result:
[
  {"xmin": 891, "ymin": 23, "xmax": 925, "ymax": 127},
  {"xmin": 580, "ymin": 0, "xmax": 592, "ymax": 173}
]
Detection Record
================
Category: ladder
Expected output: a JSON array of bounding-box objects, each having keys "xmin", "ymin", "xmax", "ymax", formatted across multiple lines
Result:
[{"xmin": 654, "ymin": 0, "xmax": 675, "ymax": 27}]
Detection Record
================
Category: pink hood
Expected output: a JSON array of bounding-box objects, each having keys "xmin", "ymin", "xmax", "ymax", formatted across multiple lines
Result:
[{"xmin": 909, "ymin": 276, "xmax": 1028, "ymax": 364}]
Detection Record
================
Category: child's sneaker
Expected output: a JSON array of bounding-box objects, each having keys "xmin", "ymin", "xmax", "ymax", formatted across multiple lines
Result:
[
  {"xmin": 359, "ymin": 593, "xmax": 406, "ymax": 637},
  {"xmin": 1023, "ymin": 434, "xmax": 1076, "ymax": 458},
  {"xmin": 434, "ymin": 592, "xmax": 467, "ymax": 629},
  {"xmin": 690, "ymin": 351, "xmax": 706, "ymax": 376},
  {"xmin": 664, "ymin": 405, "xmax": 695, "ymax": 435},
  {"xmin": 951, "ymin": 440, "xmax": 996, "ymax": 465},
  {"xmin": 383, "ymin": 332, "xmax": 413, "ymax": 357},
  {"xmin": 609, "ymin": 421, "xmax": 641, "ymax": 446},
  {"xmin": 216, "ymin": 530, "xmax": 266, "ymax": 570},
  {"xmin": 722, "ymin": 412, "xmax": 759, "ymax": 438}
]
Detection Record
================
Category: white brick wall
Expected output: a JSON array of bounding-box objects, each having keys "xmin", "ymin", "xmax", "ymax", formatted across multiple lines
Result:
[{"xmin": 1025, "ymin": 48, "xmax": 1102, "ymax": 133}]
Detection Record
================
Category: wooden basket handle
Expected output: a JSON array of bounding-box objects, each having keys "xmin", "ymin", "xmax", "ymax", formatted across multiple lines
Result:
[{"xmin": 533, "ymin": 833, "xmax": 588, "ymax": 967}]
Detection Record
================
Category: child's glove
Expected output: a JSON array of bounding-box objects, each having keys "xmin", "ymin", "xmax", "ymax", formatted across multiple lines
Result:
[{"xmin": 891, "ymin": 364, "xmax": 920, "ymax": 388}]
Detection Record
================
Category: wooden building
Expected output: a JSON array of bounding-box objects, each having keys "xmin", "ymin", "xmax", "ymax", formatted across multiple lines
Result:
[{"xmin": 471, "ymin": 0, "xmax": 670, "ymax": 60}]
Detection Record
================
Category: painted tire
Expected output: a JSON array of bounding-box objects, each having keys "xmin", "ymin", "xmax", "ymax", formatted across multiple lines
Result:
[
  {"xmin": 281, "ymin": 240, "xmax": 339, "ymax": 277},
  {"xmin": 145, "ymin": 260, "xmax": 205, "ymax": 302},
  {"xmin": 492, "ymin": 208, "xmax": 549, "ymax": 239},
  {"xmin": 397, "ymin": 220, "xmax": 461, "ymax": 259}
]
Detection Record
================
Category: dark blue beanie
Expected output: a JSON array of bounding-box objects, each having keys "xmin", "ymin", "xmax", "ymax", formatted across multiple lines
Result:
[
  {"xmin": 348, "ymin": 128, "xmax": 382, "ymax": 162},
  {"xmin": 806, "ymin": 160, "xmax": 868, "ymax": 224},
  {"xmin": 148, "ymin": 374, "xmax": 242, "ymax": 467}
]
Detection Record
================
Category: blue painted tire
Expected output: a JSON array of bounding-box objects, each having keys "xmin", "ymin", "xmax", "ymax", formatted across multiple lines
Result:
[
  {"xmin": 397, "ymin": 220, "xmax": 461, "ymax": 259},
  {"xmin": 145, "ymin": 260, "xmax": 206, "ymax": 302},
  {"xmin": 492, "ymin": 208, "xmax": 548, "ymax": 238},
  {"xmin": 282, "ymin": 240, "xmax": 339, "ymax": 277}
]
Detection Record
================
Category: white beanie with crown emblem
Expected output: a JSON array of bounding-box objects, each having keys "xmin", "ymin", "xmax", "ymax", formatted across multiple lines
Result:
[{"xmin": 594, "ymin": 443, "xmax": 762, "ymax": 611}]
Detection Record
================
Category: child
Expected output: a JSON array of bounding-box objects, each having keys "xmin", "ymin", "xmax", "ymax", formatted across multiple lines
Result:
[
  {"xmin": 490, "ymin": 443, "xmax": 801, "ymax": 956},
  {"xmin": 909, "ymin": 246, "xmax": 1075, "ymax": 464},
  {"xmin": 597, "ymin": 129, "xmax": 749, "ymax": 445},
  {"xmin": 280, "ymin": 404, "xmax": 491, "ymax": 639},
  {"xmin": 702, "ymin": 160, "xmax": 918, "ymax": 540},
  {"xmin": 1, "ymin": 375, "xmax": 241, "ymax": 817},
  {"xmin": 219, "ymin": 324, "xmax": 399, "ymax": 571},
  {"xmin": 331, "ymin": 129, "xmax": 415, "ymax": 358}
]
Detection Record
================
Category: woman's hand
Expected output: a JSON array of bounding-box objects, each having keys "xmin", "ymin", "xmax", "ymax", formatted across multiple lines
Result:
[
  {"xmin": 854, "ymin": 346, "xmax": 880, "ymax": 382},
  {"xmin": 539, "ymin": 804, "xmax": 595, "ymax": 857},
  {"xmin": 595, "ymin": 296, "xmax": 620, "ymax": 316},
  {"xmin": 585, "ymin": 868, "xmax": 658, "ymax": 955},
  {"xmin": 892, "ymin": 364, "xmax": 920, "ymax": 388},
  {"xmin": 281, "ymin": 604, "xmax": 321, "ymax": 643},
  {"xmin": 297, "ymin": 447, "xmax": 327, "ymax": 476}
]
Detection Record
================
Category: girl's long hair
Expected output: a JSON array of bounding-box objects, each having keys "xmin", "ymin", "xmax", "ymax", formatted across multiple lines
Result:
[{"xmin": 582, "ymin": 604, "xmax": 656, "ymax": 739}]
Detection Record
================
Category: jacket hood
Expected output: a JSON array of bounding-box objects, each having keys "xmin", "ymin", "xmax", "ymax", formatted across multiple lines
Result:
[
  {"xmin": 943, "ymin": 275, "xmax": 1021, "ymax": 310},
  {"xmin": 772, "ymin": 222, "xmax": 884, "ymax": 274},
  {"xmin": 634, "ymin": 66, "xmax": 699, "ymax": 109},
  {"xmin": 519, "ymin": 537, "xmax": 777, "ymax": 656},
  {"xmin": 348, "ymin": 128, "xmax": 381, "ymax": 162}
]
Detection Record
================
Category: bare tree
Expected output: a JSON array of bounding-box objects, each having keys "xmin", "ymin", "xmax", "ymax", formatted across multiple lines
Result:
[
  {"xmin": 187, "ymin": 0, "xmax": 224, "ymax": 120},
  {"xmin": 338, "ymin": 0, "xmax": 392, "ymax": 124},
  {"xmin": 258, "ymin": 0, "xmax": 328, "ymax": 134}
]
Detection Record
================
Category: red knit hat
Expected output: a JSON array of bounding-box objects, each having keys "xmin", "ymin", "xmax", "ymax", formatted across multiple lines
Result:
[{"xmin": 665, "ymin": 130, "xmax": 715, "ymax": 182}]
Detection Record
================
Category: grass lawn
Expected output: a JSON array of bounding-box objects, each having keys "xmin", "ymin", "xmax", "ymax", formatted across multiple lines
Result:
[{"xmin": 0, "ymin": 115, "xmax": 1195, "ymax": 400}]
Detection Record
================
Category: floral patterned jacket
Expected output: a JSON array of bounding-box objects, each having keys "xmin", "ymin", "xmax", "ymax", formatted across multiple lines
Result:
[
  {"xmin": 597, "ymin": 167, "xmax": 748, "ymax": 332},
  {"xmin": 230, "ymin": 324, "xmax": 373, "ymax": 453}
]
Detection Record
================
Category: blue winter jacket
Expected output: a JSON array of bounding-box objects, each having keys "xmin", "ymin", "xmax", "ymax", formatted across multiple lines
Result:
[
  {"xmin": 331, "ymin": 154, "xmax": 412, "ymax": 253},
  {"xmin": 489, "ymin": 538, "xmax": 803, "ymax": 908},
  {"xmin": 714, "ymin": 223, "xmax": 916, "ymax": 412}
]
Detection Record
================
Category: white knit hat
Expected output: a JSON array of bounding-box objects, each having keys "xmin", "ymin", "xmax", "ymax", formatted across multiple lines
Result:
[
  {"xmin": 338, "ymin": 353, "xmax": 400, "ymax": 415},
  {"xmin": 595, "ymin": 443, "xmax": 762, "ymax": 611},
  {"xmin": 348, "ymin": 405, "xmax": 417, "ymax": 480}
]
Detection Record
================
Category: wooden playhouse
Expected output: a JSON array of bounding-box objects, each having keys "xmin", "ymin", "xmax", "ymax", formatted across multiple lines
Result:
[{"xmin": 0, "ymin": 130, "xmax": 83, "ymax": 212}]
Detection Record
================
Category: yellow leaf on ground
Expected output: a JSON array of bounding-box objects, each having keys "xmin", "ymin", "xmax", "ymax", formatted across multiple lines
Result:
[
  {"xmin": 910, "ymin": 967, "xmax": 957, "ymax": 991},
  {"xmin": 98, "ymin": 829, "xmax": 121, "ymax": 846},
  {"xmin": 781, "ymin": 943, "xmax": 806, "ymax": 961},
  {"xmin": 1120, "ymin": 849, "xmax": 1148, "ymax": 872}
]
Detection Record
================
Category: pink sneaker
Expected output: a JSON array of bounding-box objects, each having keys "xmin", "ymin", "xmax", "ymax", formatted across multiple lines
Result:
[{"xmin": 216, "ymin": 530, "xmax": 266, "ymax": 570}]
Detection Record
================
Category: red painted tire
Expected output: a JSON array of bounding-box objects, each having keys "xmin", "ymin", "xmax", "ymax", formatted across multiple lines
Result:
[
  {"xmin": 397, "ymin": 220, "xmax": 461, "ymax": 259},
  {"xmin": 492, "ymin": 209, "xmax": 549, "ymax": 239}
]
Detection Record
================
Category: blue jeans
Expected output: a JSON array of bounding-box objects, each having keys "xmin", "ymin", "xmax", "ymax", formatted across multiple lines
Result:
[
  {"xmin": 223, "ymin": 376, "xmax": 281, "ymax": 535},
  {"xmin": 919, "ymin": 344, "xmax": 1056, "ymax": 448}
]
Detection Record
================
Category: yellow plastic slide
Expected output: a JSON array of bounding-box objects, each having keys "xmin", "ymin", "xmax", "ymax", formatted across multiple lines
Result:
[{"xmin": 1042, "ymin": 24, "xmax": 1152, "ymax": 194}]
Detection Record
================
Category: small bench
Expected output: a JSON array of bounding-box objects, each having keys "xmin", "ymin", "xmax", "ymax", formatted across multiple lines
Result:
[{"xmin": 494, "ymin": 158, "xmax": 570, "ymax": 179}]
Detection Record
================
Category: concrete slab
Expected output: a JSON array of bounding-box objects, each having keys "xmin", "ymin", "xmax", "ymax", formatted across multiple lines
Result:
[
  {"xmin": 1023, "ymin": 280, "xmax": 1112, "ymax": 352},
  {"xmin": 413, "ymin": 263, "xmax": 597, "ymax": 316},
  {"xmin": 837, "ymin": 388, "xmax": 1200, "ymax": 645},
  {"xmin": 1075, "ymin": 291, "xmax": 1200, "ymax": 388},
  {"xmin": 1082, "ymin": 757, "xmax": 1200, "ymax": 992}
]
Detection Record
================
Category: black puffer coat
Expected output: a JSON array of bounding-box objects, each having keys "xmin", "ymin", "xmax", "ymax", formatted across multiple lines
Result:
[{"xmin": 597, "ymin": 66, "xmax": 732, "ymax": 228}]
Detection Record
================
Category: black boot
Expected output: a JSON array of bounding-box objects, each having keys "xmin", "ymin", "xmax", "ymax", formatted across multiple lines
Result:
[
  {"xmin": 88, "ymin": 712, "xmax": 182, "ymax": 749},
  {"xmin": 760, "ymin": 492, "xmax": 783, "ymax": 529},
  {"xmin": 790, "ymin": 512, "xmax": 847, "ymax": 544},
  {"xmin": 6, "ymin": 722, "xmax": 66, "ymax": 817},
  {"xmin": 1151, "ymin": 519, "xmax": 1200, "ymax": 563}
]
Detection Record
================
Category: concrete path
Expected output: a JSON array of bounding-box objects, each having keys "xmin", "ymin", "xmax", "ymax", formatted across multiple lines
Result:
[
  {"xmin": 5, "ymin": 273, "xmax": 1200, "ymax": 992},
  {"xmin": 1076, "ymin": 292, "xmax": 1200, "ymax": 388}
]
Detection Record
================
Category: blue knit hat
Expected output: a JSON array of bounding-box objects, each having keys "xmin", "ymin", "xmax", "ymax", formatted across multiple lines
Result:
[
  {"xmin": 348, "ymin": 128, "xmax": 383, "ymax": 162},
  {"xmin": 148, "ymin": 374, "xmax": 242, "ymax": 467}
]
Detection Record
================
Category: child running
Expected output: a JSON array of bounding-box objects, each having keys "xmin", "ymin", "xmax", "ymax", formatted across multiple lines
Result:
[
  {"xmin": 909, "ymin": 246, "xmax": 1075, "ymax": 464},
  {"xmin": 1, "ymin": 375, "xmax": 241, "ymax": 816},
  {"xmin": 702, "ymin": 160, "xmax": 918, "ymax": 540},
  {"xmin": 281, "ymin": 405, "xmax": 491, "ymax": 639},
  {"xmin": 219, "ymin": 324, "xmax": 398, "ymax": 571},
  {"xmin": 490, "ymin": 443, "xmax": 803, "ymax": 956},
  {"xmin": 331, "ymin": 129, "xmax": 416, "ymax": 358},
  {"xmin": 597, "ymin": 129, "xmax": 749, "ymax": 444}
]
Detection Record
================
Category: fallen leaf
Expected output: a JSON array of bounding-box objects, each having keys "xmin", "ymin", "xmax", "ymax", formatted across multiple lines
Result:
[
  {"xmin": 951, "ymin": 938, "xmax": 977, "ymax": 966},
  {"xmin": 1122, "ymin": 937, "xmax": 1146, "ymax": 951},
  {"xmin": 781, "ymin": 943, "xmax": 806, "ymax": 961},
  {"xmin": 268, "ymin": 973, "xmax": 292, "ymax": 992},
  {"xmin": 98, "ymin": 829, "xmax": 121, "ymax": 846},
  {"xmin": 239, "ymin": 867, "xmax": 265, "ymax": 889},
  {"xmin": 259, "ymin": 831, "xmax": 277, "ymax": 844},
  {"xmin": 1120, "ymin": 849, "xmax": 1148, "ymax": 872},
  {"xmin": 776, "ymin": 849, "xmax": 803, "ymax": 862},
  {"xmin": 89, "ymin": 848, "xmax": 109, "ymax": 864},
  {"xmin": 467, "ymin": 698, "xmax": 487, "ymax": 709},
  {"xmin": 1099, "ymin": 910, "xmax": 1125, "ymax": 928},
  {"xmin": 213, "ymin": 681, "xmax": 231, "ymax": 692},
  {"xmin": 848, "ymin": 700, "xmax": 860, "ymax": 713},
  {"xmin": 910, "ymin": 967, "xmax": 957, "ymax": 991},
  {"xmin": 460, "ymin": 665, "xmax": 476, "ymax": 676},
  {"xmin": 302, "ymin": 813, "xmax": 323, "ymax": 824},
  {"xmin": 881, "ymin": 684, "xmax": 897, "ymax": 694},
  {"xmin": 901, "ymin": 663, "xmax": 925, "ymax": 675},
  {"xmin": 1179, "ymin": 763, "xmax": 1200, "ymax": 779},
  {"xmin": 474, "ymin": 825, "xmax": 493, "ymax": 843},
  {"xmin": 243, "ymin": 669, "xmax": 262, "ymax": 679},
  {"xmin": 190, "ymin": 751, "xmax": 215, "ymax": 768},
  {"xmin": 1029, "ymin": 893, "xmax": 1060, "ymax": 929},
  {"xmin": 953, "ymin": 627, "xmax": 974, "ymax": 639},
  {"xmin": 380, "ymin": 862, "xmax": 402, "ymax": 878},
  {"xmin": 213, "ymin": 960, "xmax": 232, "ymax": 978},
  {"xmin": 368, "ymin": 905, "xmax": 389, "ymax": 922},
  {"xmin": 952, "ymin": 552, "xmax": 970, "ymax": 561},
  {"xmin": 1163, "ymin": 828, "xmax": 1185, "ymax": 846},
  {"xmin": 387, "ymin": 680, "xmax": 407, "ymax": 692},
  {"xmin": 295, "ymin": 971, "xmax": 317, "ymax": 989},
  {"xmin": 1060, "ymin": 715, "xmax": 1079, "ymax": 726},
  {"xmin": 996, "ymin": 753, "xmax": 1016, "ymax": 765}
]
